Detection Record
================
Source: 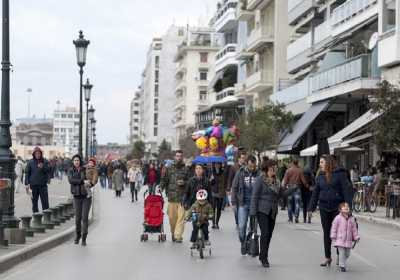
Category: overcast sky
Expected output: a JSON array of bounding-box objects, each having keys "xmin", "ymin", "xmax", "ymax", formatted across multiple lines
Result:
[{"xmin": 6, "ymin": 0, "xmax": 217, "ymax": 144}]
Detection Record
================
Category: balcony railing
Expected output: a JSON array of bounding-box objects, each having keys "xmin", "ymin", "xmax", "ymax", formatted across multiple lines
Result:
[
  {"xmin": 314, "ymin": 21, "xmax": 331, "ymax": 45},
  {"xmin": 216, "ymin": 44, "xmax": 237, "ymax": 61},
  {"xmin": 288, "ymin": 0, "xmax": 317, "ymax": 25},
  {"xmin": 287, "ymin": 31, "xmax": 312, "ymax": 60},
  {"xmin": 270, "ymin": 77, "xmax": 310, "ymax": 105},
  {"xmin": 247, "ymin": 27, "xmax": 274, "ymax": 51},
  {"xmin": 216, "ymin": 87, "xmax": 236, "ymax": 101},
  {"xmin": 310, "ymin": 54, "xmax": 377, "ymax": 92},
  {"xmin": 214, "ymin": 0, "xmax": 238, "ymax": 31},
  {"xmin": 331, "ymin": 0, "xmax": 377, "ymax": 29},
  {"xmin": 246, "ymin": 69, "xmax": 273, "ymax": 91},
  {"xmin": 216, "ymin": 43, "xmax": 238, "ymax": 72}
]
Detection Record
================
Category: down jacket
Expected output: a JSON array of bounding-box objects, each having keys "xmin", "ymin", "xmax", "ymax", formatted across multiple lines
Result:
[{"xmin": 330, "ymin": 214, "xmax": 360, "ymax": 248}]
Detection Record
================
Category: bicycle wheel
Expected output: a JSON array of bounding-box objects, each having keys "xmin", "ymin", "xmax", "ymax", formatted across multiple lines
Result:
[
  {"xmin": 353, "ymin": 192, "xmax": 362, "ymax": 213},
  {"xmin": 368, "ymin": 197, "xmax": 377, "ymax": 213}
]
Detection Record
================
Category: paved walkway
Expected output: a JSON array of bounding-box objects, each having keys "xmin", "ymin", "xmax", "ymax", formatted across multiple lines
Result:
[{"xmin": 1, "ymin": 187, "xmax": 399, "ymax": 280}]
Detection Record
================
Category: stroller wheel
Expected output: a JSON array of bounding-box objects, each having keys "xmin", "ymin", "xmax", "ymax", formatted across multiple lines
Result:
[
  {"xmin": 161, "ymin": 234, "xmax": 167, "ymax": 242},
  {"xmin": 140, "ymin": 234, "xmax": 144, "ymax": 242},
  {"xmin": 158, "ymin": 235, "xmax": 161, "ymax": 243},
  {"xmin": 143, "ymin": 234, "xmax": 149, "ymax": 242}
]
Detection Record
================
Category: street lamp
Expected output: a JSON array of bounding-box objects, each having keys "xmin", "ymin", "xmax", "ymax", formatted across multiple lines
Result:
[
  {"xmin": 86, "ymin": 106, "xmax": 94, "ymax": 161},
  {"xmin": 73, "ymin": 30, "xmax": 90, "ymax": 157},
  {"xmin": 0, "ymin": 0, "xmax": 18, "ymax": 228},
  {"xmin": 84, "ymin": 80, "xmax": 93, "ymax": 160}
]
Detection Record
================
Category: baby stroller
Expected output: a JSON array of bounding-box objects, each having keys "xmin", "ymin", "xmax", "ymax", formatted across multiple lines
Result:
[{"xmin": 140, "ymin": 186, "xmax": 167, "ymax": 242}]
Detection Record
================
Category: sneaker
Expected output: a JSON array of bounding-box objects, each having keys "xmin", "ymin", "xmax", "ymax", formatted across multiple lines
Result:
[
  {"xmin": 288, "ymin": 219, "xmax": 293, "ymax": 223},
  {"xmin": 261, "ymin": 260, "xmax": 270, "ymax": 268},
  {"xmin": 212, "ymin": 224, "xmax": 217, "ymax": 229},
  {"xmin": 216, "ymin": 224, "xmax": 220, "ymax": 230},
  {"xmin": 308, "ymin": 216, "xmax": 312, "ymax": 224},
  {"xmin": 190, "ymin": 243, "xmax": 196, "ymax": 249},
  {"xmin": 340, "ymin": 267, "xmax": 346, "ymax": 272},
  {"xmin": 175, "ymin": 239, "xmax": 183, "ymax": 243},
  {"xmin": 295, "ymin": 218, "xmax": 299, "ymax": 224}
]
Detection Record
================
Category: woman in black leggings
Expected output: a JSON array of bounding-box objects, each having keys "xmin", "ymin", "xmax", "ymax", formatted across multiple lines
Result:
[
  {"xmin": 210, "ymin": 163, "xmax": 227, "ymax": 229},
  {"xmin": 309, "ymin": 155, "xmax": 353, "ymax": 267}
]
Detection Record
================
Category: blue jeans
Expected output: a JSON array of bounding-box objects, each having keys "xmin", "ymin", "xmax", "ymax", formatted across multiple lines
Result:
[
  {"xmin": 100, "ymin": 176, "xmax": 107, "ymax": 188},
  {"xmin": 238, "ymin": 205, "xmax": 250, "ymax": 243},
  {"xmin": 288, "ymin": 188, "xmax": 302, "ymax": 221}
]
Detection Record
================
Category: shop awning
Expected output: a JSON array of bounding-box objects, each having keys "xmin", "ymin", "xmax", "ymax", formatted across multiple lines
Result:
[
  {"xmin": 277, "ymin": 101, "xmax": 329, "ymax": 153},
  {"xmin": 208, "ymin": 71, "xmax": 224, "ymax": 90},
  {"xmin": 300, "ymin": 110, "xmax": 381, "ymax": 157}
]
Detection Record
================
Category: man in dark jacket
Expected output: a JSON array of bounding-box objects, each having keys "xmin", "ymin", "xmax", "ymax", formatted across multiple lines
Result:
[
  {"xmin": 25, "ymin": 147, "xmax": 51, "ymax": 213},
  {"xmin": 231, "ymin": 155, "xmax": 260, "ymax": 255},
  {"xmin": 183, "ymin": 164, "xmax": 211, "ymax": 209}
]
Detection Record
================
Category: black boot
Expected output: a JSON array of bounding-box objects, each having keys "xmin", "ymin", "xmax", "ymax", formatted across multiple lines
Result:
[
  {"xmin": 81, "ymin": 234, "xmax": 87, "ymax": 246},
  {"xmin": 74, "ymin": 232, "xmax": 81, "ymax": 244}
]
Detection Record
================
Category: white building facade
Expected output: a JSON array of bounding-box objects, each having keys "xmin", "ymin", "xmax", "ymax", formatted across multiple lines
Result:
[
  {"xmin": 129, "ymin": 89, "xmax": 141, "ymax": 144},
  {"xmin": 53, "ymin": 106, "xmax": 80, "ymax": 157}
]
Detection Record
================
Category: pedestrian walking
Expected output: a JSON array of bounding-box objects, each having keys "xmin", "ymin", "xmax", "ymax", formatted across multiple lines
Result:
[
  {"xmin": 112, "ymin": 164, "xmax": 125, "ymax": 197},
  {"xmin": 282, "ymin": 159, "xmax": 308, "ymax": 223},
  {"xmin": 99, "ymin": 161, "xmax": 107, "ymax": 189},
  {"xmin": 68, "ymin": 154, "xmax": 94, "ymax": 246},
  {"xmin": 210, "ymin": 163, "xmax": 227, "ymax": 229},
  {"xmin": 128, "ymin": 164, "xmax": 142, "ymax": 202},
  {"xmin": 227, "ymin": 152, "xmax": 247, "ymax": 229},
  {"xmin": 231, "ymin": 155, "xmax": 260, "ymax": 255},
  {"xmin": 144, "ymin": 163, "xmax": 160, "ymax": 194},
  {"xmin": 24, "ymin": 147, "xmax": 51, "ymax": 213},
  {"xmin": 14, "ymin": 157, "xmax": 25, "ymax": 193},
  {"xmin": 250, "ymin": 160, "xmax": 297, "ymax": 267},
  {"xmin": 160, "ymin": 150, "xmax": 189, "ymax": 243},
  {"xmin": 302, "ymin": 166, "xmax": 315, "ymax": 223},
  {"xmin": 106, "ymin": 161, "xmax": 114, "ymax": 189},
  {"xmin": 330, "ymin": 202, "xmax": 360, "ymax": 272},
  {"xmin": 183, "ymin": 164, "xmax": 211, "ymax": 210},
  {"xmin": 309, "ymin": 154, "xmax": 353, "ymax": 267}
]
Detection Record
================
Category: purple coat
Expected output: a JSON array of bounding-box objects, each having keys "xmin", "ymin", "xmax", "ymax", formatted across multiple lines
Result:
[{"xmin": 330, "ymin": 214, "xmax": 360, "ymax": 248}]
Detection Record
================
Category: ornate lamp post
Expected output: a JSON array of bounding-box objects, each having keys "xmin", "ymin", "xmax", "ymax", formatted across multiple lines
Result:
[
  {"xmin": 84, "ymin": 81, "xmax": 93, "ymax": 161},
  {"xmin": 90, "ymin": 119, "xmax": 96, "ymax": 157},
  {"xmin": 73, "ymin": 31, "xmax": 90, "ymax": 157},
  {"xmin": 0, "ymin": 0, "xmax": 18, "ymax": 228}
]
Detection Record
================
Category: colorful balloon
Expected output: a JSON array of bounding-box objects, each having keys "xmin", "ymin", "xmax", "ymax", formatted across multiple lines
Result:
[
  {"xmin": 196, "ymin": 136, "xmax": 208, "ymax": 150},
  {"xmin": 209, "ymin": 137, "xmax": 219, "ymax": 152}
]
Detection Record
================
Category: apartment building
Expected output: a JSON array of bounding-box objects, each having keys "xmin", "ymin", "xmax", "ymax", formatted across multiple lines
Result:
[
  {"xmin": 235, "ymin": 0, "xmax": 291, "ymax": 109},
  {"xmin": 174, "ymin": 27, "xmax": 220, "ymax": 144},
  {"xmin": 129, "ymin": 89, "xmax": 141, "ymax": 144},
  {"xmin": 272, "ymin": 0, "xmax": 383, "ymax": 170},
  {"xmin": 141, "ymin": 26, "xmax": 185, "ymax": 154},
  {"xmin": 53, "ymin": 106, "xmax": 80, "ymax": 157}
]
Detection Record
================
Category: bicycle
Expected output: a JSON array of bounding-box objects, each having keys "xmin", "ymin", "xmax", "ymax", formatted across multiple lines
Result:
[
  {"xmin": 188, "ymin": 212, "xmax": 212, "ymax": 259},
  {"xmin": 353, "ymin": 182, "xmax": 377, "ymax": 213}
]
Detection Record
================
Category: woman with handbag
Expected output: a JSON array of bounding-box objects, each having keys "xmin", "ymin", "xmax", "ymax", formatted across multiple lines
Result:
[{"xmin": 250, "ymin": 160, "xmax": 294, "ymax": 267}]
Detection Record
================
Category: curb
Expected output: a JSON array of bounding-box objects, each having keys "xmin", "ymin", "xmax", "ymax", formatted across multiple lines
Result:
[
  {"xmin": 0, "ymin": 226, "xmax": 75, "ymax": 273},
  {"xmin": 353, "ymin": 214, "xmax": 400, "ymax": 230}
]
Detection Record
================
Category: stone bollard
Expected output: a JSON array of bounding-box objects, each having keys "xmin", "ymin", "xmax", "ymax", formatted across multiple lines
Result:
[
  {"xmin": 20, "ymin": 216, "xmax": 34, "ymax": 237},
  {"xmin": 56, "ymin": 206, "xmax": 67, "ymax": 223},
  {"xmin": 4, "ymin": 219, "xmax": 26, "ymax": 244},
  {"xmin": 0, "ymin": 211, "xmax": 8, "ymax": 246},
  {"xmin": 50, "ymin": 207, "xmax": 61, "ymax": 226},
  {"xmin": 60, "ymin": 203, "xmax": 71, "ymax": 220},
  {"xmin": 42, "ymin": 210, "xmax": 55, "ymax": 229},
  {"xmin": 31, "ymin": 213, "xmax": 46, "ymax": 233}
]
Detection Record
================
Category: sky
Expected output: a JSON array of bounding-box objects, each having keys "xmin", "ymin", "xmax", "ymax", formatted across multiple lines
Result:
[{"xmin": 5, "ymin": 0, "xmax": 218, "ymax": 144}]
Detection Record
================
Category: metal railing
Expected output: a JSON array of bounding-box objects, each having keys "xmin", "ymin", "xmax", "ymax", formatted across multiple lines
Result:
[
  {"xmin": 310, "ymin": 54, "xmax": 374, "ymax": 92},
  {"xmin": 216, "ymin": 44, "xmax": 237, "ymax": 61},
  {"xmin": 216, "ymin": 87, "xmax": 235, "ymax": 101},
  {"xmin": 287, "ymin": 31, "xmax": 312, "ymax": 59},
  {"xmin": 331, "ymin": 0, "xmax": 377, "ymax": 27}
]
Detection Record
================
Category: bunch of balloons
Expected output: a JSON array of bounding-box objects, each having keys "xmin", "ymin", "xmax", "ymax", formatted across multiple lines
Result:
[{"xmin": 191, "ymin": 119, "xmax": 240, "ymax": 157}]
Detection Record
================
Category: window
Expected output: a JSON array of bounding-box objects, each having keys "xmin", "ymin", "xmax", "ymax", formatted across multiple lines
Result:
[
  {"xmin": 155, "ymin": 56, "xmax": 160, "ymax": 68},
  {"xmin": 134, "ymin": 119, "xmax": 139, "ymax": 123},
  {"xmin": 178, "ymin": 28, "xmax": 184, "ymax": 36},
  {"xmin": 75, "ymin": 114, "xmax": 80, "ymax": 119},
  {"xmin": 54, "ymin": 114, "xmax": 60, "ymax": 118},
  {"xmin": 154, "ymin": 113, "xmax": 158, "ymax": 125},
  {"xmin": 134, "ymin": 127, "xmax": 139, "ymax": 131},
  {"xmin": 134, "ymin": 111, "xmax": 139, "ymax": 115},
  {"xmin": 199, "ymin": 71, "xmax": 208, "ymax": 81},
  {"xmin": 154, "ymin": 127, "xmax": 158, "ymax": 137},
  {"xmin": 155, "ymin": 70, "xmax": 159, "ymax": 83},
  {"xmin": 200, "ymin": 52, "xmax": 208, "ymax": 63},
  {"xmin": 154, "ymin": 84, "xmax": 159, "ymax": 97},
  {"xmin": 61, "ymin": 114, "xmax": 66, "ymax": 118},
  {"xmin": 69, "ymin": 128, "xmax": 73, "ymax": 133},
  {"xmin": 134, "ymin": 102, "xmax": 139, "ymax": 107},
  {"xmin": 199, "ymin": 90, "xmax": 207, "ymax": 101},
  {"xmin": 68, "ymin": 114, "xmax": 73, "ymax": 118},
  {"xmin": 54, "ymin": 128, "xmax": 59, "ymax": 132}
]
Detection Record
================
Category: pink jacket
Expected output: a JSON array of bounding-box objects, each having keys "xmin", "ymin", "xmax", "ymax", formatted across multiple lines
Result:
[{"xmin": 330, "ymin": 214, "xmax": 360, "ymax": 248}]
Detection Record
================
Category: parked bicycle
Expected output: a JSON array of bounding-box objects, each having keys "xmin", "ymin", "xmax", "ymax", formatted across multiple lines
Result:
[{"xmin": 353, "ymin": 181, "xmax": 377, "ymax": 213}]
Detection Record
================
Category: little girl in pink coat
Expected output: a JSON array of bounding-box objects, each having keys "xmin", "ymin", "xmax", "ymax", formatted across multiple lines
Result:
[{"xmin": 330, "ymin": 202, "xmax": 360, "ymax": 272}]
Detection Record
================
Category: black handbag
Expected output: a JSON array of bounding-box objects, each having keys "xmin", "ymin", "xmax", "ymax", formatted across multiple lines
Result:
[{"xmin": 248, "ymin": 216, "xmax": 259, "ymax": 257}]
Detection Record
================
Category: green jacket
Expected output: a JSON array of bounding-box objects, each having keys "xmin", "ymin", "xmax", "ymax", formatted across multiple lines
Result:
[
  {"xmin": 185, "ymin": 201, "xmax": 214, "ymax": 225},
  {"xmin": 160, "ymin": 162, "xmax": 188, "ymax": 203}
]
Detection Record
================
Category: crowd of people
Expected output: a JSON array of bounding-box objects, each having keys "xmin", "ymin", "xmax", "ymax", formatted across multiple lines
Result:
[{"xmin": 17, "ymin": 146, "xmax": 363, "ymax": 271}]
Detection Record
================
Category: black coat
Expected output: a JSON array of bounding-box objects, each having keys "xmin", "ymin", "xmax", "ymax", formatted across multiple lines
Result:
[
  {"xmin": 183, "ymin": 176, "xmax": 211, "ymax": 209},
  {"xmin": 309, "ymin": 168, "xmax": 353, "ymax": 212},
  {"xmin": 68, "ymin": 167, "xmax": 87, "ymax": 197},
  {"xmin": 25, "ymin": 158, "xmax": 51, "ymax": 186}
]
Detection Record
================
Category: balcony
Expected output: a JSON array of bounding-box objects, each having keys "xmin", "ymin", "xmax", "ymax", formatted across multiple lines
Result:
[
  {"xmin": 245, "ymin": 69, "xmax": 273, "ymax": 92},
  {"xmin": 247, "ymin": 0, "xmax": 272, "ymax": 11},
  {"xmin": 236, "ymin": 0, "xmax": 254, "ymax": 21},
  {"xmin": 308, "ymin": 54, "xmax": 380, "ymax": 103},
  {"xmin": 330, "ymin": 0, "xmax": 378, "ymax": 37},
  {"xmin": 216, "ymin": 87, "xmax": 236, "ymax": 101},
  {"xmin": 247, "ymin": 27, "xmax": 274, "ymax": 52},
  {"xmin": 175, "ymin": 80, "xmax": 186, "ymax": 92},
  {"xmin": 288, "ymin": 0, "xmax": 318, "ymax": 25},
  {"xmin": 378, "ymin": 29, "xmax": 400, "ymax": 68},
  {"xmin": 270, "ymin": 77, "xmax": 310, "ymax": 105},
  {"xmin": 287, "ymin": 31, "xmax": 312, "ymax": 73},
  {"xmin": 215, "ymin": 44, "xmax": 238, "ymax": 72},
  {"xmin": 213, "ymin": 0, "xmax": 238, "ymax": 32},
  {"xmin": 174, "ymin": 99, "xmax": 185, "ymax": 111}
]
